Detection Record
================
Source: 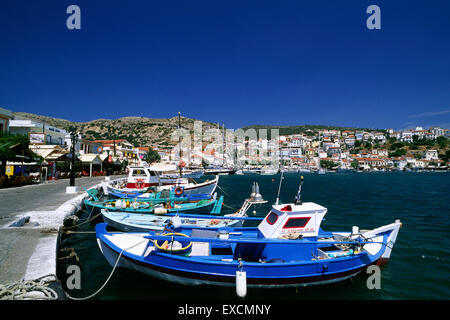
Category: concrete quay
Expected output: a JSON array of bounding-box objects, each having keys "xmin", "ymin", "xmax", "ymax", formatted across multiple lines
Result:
[{"xmin": 0, "ymin": 176, "xmax": 124, "ymax": 289}]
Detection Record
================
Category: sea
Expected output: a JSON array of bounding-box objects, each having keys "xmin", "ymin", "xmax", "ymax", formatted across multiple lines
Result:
[{"xmin": 56, "ymin": 172, "xmax": 450, "ymax": 300}]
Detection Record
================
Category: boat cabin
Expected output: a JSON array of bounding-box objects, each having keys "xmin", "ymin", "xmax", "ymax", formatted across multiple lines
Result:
[
  {"xmin": 127, "ymin": 165, "xmax": 187, "ymax": 188},
  {"xmin": 228, "ymin": 202, "xmax": 328, "ymax": 262},
  {"xmin": 257, "ymin": 202, "xmax": 327, "ymax": 239}
]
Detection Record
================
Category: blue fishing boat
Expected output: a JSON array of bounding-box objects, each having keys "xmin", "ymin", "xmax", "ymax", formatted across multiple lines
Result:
[{"xmin": 96, "ymin": 178, "xmax": 401, "ymax": 296}]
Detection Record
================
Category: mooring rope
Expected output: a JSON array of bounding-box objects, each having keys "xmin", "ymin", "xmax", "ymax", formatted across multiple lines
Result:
[
  {"xmin": 216, "ymin": 184, "xmax": 231, "ymax": 197},
  {"xmin": 62, "ymin": 212, "xmax": 102, "ymax": 230},
  {"xmin": 65, "ymin": 239, "xmax": 148, "ymax": 300},
  {"xmin": 0, "ymin": 274, "xmax": 59, "ymax": 300}
]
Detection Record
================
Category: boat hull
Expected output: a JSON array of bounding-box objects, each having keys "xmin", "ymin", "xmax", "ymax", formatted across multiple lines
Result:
[
  {"xmin": 96, "ymin": 223, "xmax": 389, "ymax": 288},
  {"xmin": 108, "ymin": 176, "xmax": 218, "ymax": 197},
  {"xmin": 98, "ymin": 238, "xmax": 367, "ymax": 287},
  {"xmin": 85, "ymin": 195, "xmax": 223, "ymax": 215},
  {"xmin": 101, "ymin": 210, "xmax": 244, "ymax": 232}
]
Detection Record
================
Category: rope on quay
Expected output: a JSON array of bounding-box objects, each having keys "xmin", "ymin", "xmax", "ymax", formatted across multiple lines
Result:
[
  {"xmin": 0, "ymin": 274, "xmax": 59, "ymax": 300},
  {"xmin": 65, "ymin": 239, "xmax": 148, "ymax": 300}
]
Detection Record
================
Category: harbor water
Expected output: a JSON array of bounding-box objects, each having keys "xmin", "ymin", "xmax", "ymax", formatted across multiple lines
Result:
[{"xmin": 57, "ymin": 172, "xmax": 450, "ymax": 300}]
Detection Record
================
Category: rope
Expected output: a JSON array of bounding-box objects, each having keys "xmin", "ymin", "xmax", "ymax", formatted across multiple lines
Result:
[
  {"xmin": 62, "ymin": 212, "xmax": 102, "ymax": 230},
  {"xmin": 222, "ymin": 202, "xmax": 238, "ymax": 211},
  {"xmin": 216, "ymin": 184, "xmax": 231, "ymax": 198},
  {"xmin": 0, "ymin": 274, "xmax": 59, "ymax": 300},
  {"xmin": 65, "ymin": 238, "xmax": 147, "ymax": 300}
]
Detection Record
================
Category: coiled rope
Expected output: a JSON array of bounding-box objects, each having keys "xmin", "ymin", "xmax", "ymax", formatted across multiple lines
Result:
[{"xmin": 0, "ymin": 274, "xmax": 59, "ymax": 300}]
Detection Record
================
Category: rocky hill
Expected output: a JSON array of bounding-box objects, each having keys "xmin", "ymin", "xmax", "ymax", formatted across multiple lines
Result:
[
  {"xmin": 13, "ymin": 112, "xmax": 219, "ymax": 148},
  {"xmin": 12, "ymin": 111, "xmax": 384, "ymax": 149}
]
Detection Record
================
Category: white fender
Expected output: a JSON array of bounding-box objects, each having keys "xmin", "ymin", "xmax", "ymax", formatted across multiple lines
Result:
[{"xmin": 236, "ymin": 270, "xmax": 247, "ymax": 298}]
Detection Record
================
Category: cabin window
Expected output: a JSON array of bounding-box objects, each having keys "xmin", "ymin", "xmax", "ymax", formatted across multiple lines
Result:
[
  {"xmin": 283, "ymin": 217, "xmax": 311, "ymax": 229},
  {"xmin": 266, "ymin": 211, "xmax": 278, "ymax": 225},
  {"xmin": 132, "ymin": 169, "xmax": 147, "ymax": 177},
  {"xmin": 149, "ymin": 171, "xmax": 157, "ymax": 176}
]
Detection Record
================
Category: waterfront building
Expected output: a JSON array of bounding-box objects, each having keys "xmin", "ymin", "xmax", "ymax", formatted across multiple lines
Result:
[
  {"xmin": 93, "ymin": 139, "xmax": 137, "ymax": 163},
  {"xmin": 0, "ymin": 107, "xmax": 13, "ymax": 134},
  {"xmin": 9, "ymin": 118, "xmax": 67, "ymax": 146}
]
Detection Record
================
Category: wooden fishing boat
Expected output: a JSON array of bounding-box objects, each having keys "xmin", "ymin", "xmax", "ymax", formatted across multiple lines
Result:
[
  {"xmin": 96, "ymin": 178, "xmax": 401, "ymax": 296},
  {"xmin": 106, "ymin": 164, "xmax": 218, "ymax": 197},
  {"xmin": 100, "ymin": 182, "xmax": 267, "ymax": 232},
  {"xmin": 85, "ymin": 193, "xmax": 224, "ymax": 215},
  {"xmin": 101, "ymin": 188, "xmax": 266, "ymax": 232}
]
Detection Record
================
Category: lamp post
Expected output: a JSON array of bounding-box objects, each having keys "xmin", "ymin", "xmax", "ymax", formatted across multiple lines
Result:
[{"xmin": 66, "ymin": 130, "xmax": 79, "ymax": 193}]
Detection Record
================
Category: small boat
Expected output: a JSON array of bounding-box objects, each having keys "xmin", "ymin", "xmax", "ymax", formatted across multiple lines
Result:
[
  {"xmin": 316, "ymin": 168, "xmax": 326, "ymax": 175},
  {"xmin": 96, "ymin": 177, "xmax": 401, "ymax": 296},
  {"xmin": 101, "ymin": 183, "xmax": 267, "ymax": 232},
  {"xmin": 105, "ymin": 165, "xmax": 218, "ymax": 197},
  {"xmin": 85, "ymin": 192, "xmax": 224, "ymax": 215},
  {"xmin": 203, "ymin": 167, "xmax": 237, "ymax": 175},
  {"xmin": 260, "ymin": 167, "xmax": 278, "ymax": 175},
  {"xmin": 181, "ymin": 170, "xmax": 204, "ymax": 179},
  {"xmin": 106, "ymin": 186, "xmax": 211, "ymax": 200}
]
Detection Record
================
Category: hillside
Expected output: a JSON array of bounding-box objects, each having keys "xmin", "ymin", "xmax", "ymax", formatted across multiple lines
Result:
[
  {"xmin": 241, "ymin": 124, "xmax": 382, "ymax": 138},
  {"xmin": 12, "ymin": 111, "xmax": 385, "ymax": 148},
  {"xmin": 13, "ymin": 112, "xmax": 219, "ymax": 148}
]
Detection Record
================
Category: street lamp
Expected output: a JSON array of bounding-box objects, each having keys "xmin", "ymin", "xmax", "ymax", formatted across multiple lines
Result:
[{"xmin": 66, "ymin": 130, "xmax": 79, "ymax": 193}]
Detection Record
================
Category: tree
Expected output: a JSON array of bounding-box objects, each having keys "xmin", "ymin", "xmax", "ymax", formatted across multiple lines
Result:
[
  {"xmin": 351, "ymin": 159, "xmax": 359, "ymax": 169},
  {"xmin": 144, "ymin": 148, "xmax": 161, "ymax": 164},
  {"xmin": 437, "ymin": 136, "xmax": 448, "ymax": 148},
  {"xmin": 320, "ymin": 160, "xmax": 337, "ymax": 170},
  {"xmin": 0, "ymin": 134, "xmax": 30, "ymax": 177}
]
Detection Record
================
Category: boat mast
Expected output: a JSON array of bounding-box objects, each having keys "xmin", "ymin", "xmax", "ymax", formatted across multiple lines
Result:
[
  {"xmin": 222, "ymin": 123, "xmax": 225, "ymax": 168},
  {"xmin": 178, "ymin": 112, "xmax": 182, "ymax": 178},
  {"xmin": 294, "ymin": 175, "xmax": 304, "ymax": 205},
  {"xmin": 275, "ymin": 171, "xmax": 284, "ymax": 205}
]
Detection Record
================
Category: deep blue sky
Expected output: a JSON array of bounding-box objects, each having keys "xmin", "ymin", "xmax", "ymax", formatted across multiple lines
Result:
[{"xmin": 1, "ymin": 0, "xmax": 449, "ymax": 130}]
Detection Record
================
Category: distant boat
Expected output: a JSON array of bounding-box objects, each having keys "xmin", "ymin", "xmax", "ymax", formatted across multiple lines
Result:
[
  {"xmin": 260, "ymin": 167, "xmax": 278, "ymax": 175},
  {"xmin": 203, "ymin": 168, "xmax": 237, "ymax": 175},
  {"xmin": 316, "ymin": 168, "xmax": 326, "ymax": 175}
]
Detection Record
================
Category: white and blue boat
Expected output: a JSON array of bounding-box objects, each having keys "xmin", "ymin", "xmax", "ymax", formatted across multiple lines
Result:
[{"xmin": 96, "ymin": 178, "xmax": 401, "ymax": 295}]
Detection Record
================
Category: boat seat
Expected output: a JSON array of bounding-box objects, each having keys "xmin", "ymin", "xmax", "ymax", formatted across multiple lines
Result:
[
  {"xmin": 191, "ymin": 229, "xmax": 218, "ymax": 238},
  {"xmin": 188, "ymin": 229, "xmax": 217, "ymax": 256},
  {"xmin": 189, "ymin": 242, "xmax": 210, "ymax": 256}
]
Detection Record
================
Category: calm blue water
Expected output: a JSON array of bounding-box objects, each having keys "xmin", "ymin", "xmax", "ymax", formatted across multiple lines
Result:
[{"xmin": 57, "ymin": 172, "xmax": 450, "ymax": 300}]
